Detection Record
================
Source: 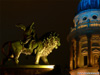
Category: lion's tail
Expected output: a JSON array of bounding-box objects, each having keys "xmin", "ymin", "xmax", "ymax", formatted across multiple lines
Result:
[{"xmin": 1, "ymin": 41, "xmax": 11, "ymax": 57}]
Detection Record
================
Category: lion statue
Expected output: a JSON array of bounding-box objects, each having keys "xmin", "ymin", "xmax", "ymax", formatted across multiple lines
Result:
[{"xmin": 1, "ymin": 23, "xmax": 61, "ymax": 65}]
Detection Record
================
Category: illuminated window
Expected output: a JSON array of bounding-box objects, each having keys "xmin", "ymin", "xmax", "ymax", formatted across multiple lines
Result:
[{"xmin": 92, "ymin": 15, "xmax": 97, "ymax": 19}]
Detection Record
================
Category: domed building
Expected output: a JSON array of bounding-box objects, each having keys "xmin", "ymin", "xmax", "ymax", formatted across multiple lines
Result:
[{"xmin": 68, "ymin": 0, "xmax": 100, "ymax": 72}]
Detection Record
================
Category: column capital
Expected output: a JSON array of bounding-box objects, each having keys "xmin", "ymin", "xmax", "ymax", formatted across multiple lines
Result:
[
  {"xmin": 70, "ymin": 40, "xmax": 74, "ymax": 70},
  {"xmin": 87, "ymin": 34, "xmax": 92, "ymax": 67},
  {"xmin": 75, "ymin": 37, "xmax": 80, "ymax": 68}
]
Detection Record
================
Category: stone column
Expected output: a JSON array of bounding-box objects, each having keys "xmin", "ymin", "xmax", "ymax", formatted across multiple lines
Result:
[
  {"xmin": 73, "ymin": 41, "xmax": 77, "ymax": 69},
  {"xmin": 87, "ymin": 35, "xmax": 92, "ymax": 67},
  {"xmin": 70, "ymin": 41, "xmax": 74, "ymax": 70},
  {"xmin": 76, "ymin": 37, "xmax": 80, "ymax": 68}
]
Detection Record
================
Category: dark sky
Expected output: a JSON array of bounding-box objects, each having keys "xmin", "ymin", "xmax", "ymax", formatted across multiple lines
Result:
[{"xmin": 0, "ymin": 0, "xmax": 80, "ymax": 68}]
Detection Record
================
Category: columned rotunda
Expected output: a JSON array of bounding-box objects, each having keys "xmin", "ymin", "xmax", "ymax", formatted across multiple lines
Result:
[{"xmin": 68, "ymin": 0, "xmax": 100, "ymax": 70}]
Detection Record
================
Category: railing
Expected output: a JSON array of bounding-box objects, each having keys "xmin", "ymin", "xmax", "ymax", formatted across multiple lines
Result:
[{"xmin": 71, "ymin": 21, "xmax": 100, "ymax": 32}]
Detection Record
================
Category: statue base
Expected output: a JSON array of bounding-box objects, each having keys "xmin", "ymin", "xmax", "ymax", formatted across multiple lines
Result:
[{"xmin": 0, "ymin": 65, "xmax": 61, "ymax": 75}]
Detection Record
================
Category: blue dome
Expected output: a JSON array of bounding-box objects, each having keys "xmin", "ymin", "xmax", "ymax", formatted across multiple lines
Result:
[{"xmin": 77, "ymin": 0, "xmax": 100, "ymax": 13}]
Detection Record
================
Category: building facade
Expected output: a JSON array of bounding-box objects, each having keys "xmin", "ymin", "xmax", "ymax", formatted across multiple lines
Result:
[{"xmin": 68, "ymin": 0, "xmax": 100, "ymax": 70}]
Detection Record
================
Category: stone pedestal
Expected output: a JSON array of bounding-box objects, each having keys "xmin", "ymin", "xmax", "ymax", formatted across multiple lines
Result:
[{"xmin": 0, "ymin": 65, "xmax": 61, "ymax": 75}]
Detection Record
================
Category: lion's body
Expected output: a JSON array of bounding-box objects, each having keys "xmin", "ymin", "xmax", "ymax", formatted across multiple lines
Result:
[{"xmin": 1, "ymin": 32, "xmax": 60, "ymax": 65}]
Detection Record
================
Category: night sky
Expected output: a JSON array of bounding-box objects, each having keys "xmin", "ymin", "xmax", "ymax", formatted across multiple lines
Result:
[{"xmin": 0, "ymin": 0, "xmax": 80, "ymax": 68}]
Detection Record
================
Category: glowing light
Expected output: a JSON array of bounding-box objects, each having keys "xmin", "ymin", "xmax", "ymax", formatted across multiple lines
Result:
[
  {"xmin": 20, "ymin": 65, "xmax": 55, "ymax": 69},
  {"xmin": 24, "ymin": 65, "xmax": 55, "ymax": 69},
  {"xmin": 78, "ymin": 25, "xmax": 88, "ymax": 29},
  {"xmin": 3, "ymin": 65, "xmax": 55, "ymax": 69},
  {"xmin": 71, "ymin": 23, "xmax": 100, "ymax": 32}
]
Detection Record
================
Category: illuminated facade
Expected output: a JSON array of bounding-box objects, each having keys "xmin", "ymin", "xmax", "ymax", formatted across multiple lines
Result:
[{"xmin": 68, "ymin": 0, "xmax": 100, "ymax": 70}]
